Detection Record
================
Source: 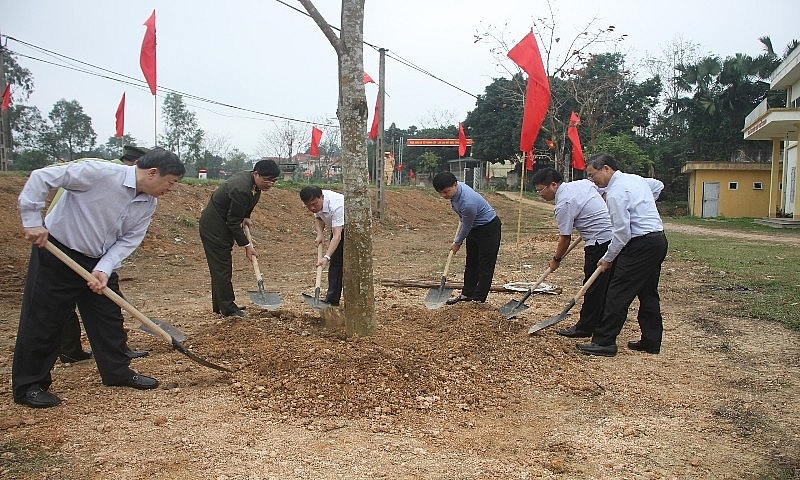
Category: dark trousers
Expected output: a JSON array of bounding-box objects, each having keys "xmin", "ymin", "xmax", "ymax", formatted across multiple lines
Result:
[
  {"xmin": 592, "ymin": 232, "xmax": 668, "ymax": 347},
  {"xmin": 199, "ymin": 207, "xmax": 239, "ymax": 315},
  {"xmin": 60, "ymin": 310, "xmax": 84, "ymax": 356},
  {"xmin": 462, "ymin": 216, "xmax": 502, "ymax": 302},
  {"xmin": 12, "ymin": 238, "xmax": 134, "ymax": 400},
  {"xmin": 574, "ymin": 240, "xmax": 612, "ymax": 333},
  {"xmin": 324, "ymin": 232, "xmax": 344, "ymax": 306}
]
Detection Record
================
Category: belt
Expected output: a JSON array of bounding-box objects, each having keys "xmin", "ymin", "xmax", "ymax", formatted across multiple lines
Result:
[{"xmin": 630, "ymin": 231, "xmax": 665, "ymax": 242}]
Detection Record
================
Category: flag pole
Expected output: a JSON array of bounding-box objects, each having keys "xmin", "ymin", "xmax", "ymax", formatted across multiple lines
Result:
[
  {"xmin": 516, "ymin": 154, "xmax": 525, "ymax": 271},
  {"xmin": 153, "ymin": 95, "xmax": 157, "ymax": 146}
]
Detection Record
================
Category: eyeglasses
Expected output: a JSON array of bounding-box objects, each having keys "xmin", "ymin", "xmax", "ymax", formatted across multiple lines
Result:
[
  {"xmin": 534, "ymin": 184, "xmax": 551, "ymax": 194},
  {"xmin": 261, "ymin": 176, "xmax": 277, "ymax": 184}
]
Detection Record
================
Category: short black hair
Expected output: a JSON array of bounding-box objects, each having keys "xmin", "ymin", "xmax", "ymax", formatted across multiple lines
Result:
[
  {"xmin": 586, "ymin": 153, "xmax": 619, "ymax": 171},
  {"xmin": 299, "ymin": 185, "xmax": 323, "ymax": 203},
  {"xmin": 531, "ymin": 167, "xmax": 563, "ymax": 186},
  {"xmin": 253, "ymin": 159, "xmax": 281, "ymax": 178},
  {"xmin": 136, "ymin": 147, "xmax": 185, "ymax": 177},
  {"xmin": 432, "ymin": 171, "xmax": 457, "ymax": 191}
]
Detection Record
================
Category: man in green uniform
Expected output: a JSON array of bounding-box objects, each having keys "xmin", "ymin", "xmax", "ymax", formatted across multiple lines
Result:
[{"xmin": 199, "ymin": 159, "xmax": 281, "ymax": 317}]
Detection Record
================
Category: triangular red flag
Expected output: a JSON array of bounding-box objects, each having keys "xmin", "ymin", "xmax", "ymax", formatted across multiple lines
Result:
[
  {"xmin": 507, "ymin": 32, "xmax": 551, "ymax": 154},
  {"xmin": 524, "ymin": 151, "xmax": 534, "ymax": 171},
  {"xmin": 567, "ymin": 111, "xmax": 585, "ymax": 170},
  {"xmin": 369, "ymin": 92, "xmax": 380, "ymax": 140},
  {"xmin": 363, "ymin": 71, "xmax": 375, "ymax": 84},
  {"xmin": 115, "ymin": 92, "xmax": 126, "ymax": 137},
  {"xmin": 1, "ymin": 84, "xmax": 10, "ymax": 111},
  {"xmin": 140, "ymin": 10, "xmax": 157, "ymax": 95},
  {"xmin": 310, "ymin": 126, "xmax": 323, "ymax": 157},
  {"xmin": 458, "ymin": 123, "xmax": 467, "ymax": 157}
]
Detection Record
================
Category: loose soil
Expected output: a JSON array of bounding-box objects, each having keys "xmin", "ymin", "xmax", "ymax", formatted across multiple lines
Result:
[{"xmin": 0, "ymin": 175, "xmax": 798, "ymax": 479}]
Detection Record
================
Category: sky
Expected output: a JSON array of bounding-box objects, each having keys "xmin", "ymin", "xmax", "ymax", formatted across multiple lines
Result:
[{"xmin": 3, "ymin": 0, "xmax": 798, "ymax": 157}]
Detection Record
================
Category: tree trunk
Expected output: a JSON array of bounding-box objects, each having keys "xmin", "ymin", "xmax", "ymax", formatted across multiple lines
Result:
[{"xmin": 300, "ymin": 0, "xmax": 375, "ymax": 336}]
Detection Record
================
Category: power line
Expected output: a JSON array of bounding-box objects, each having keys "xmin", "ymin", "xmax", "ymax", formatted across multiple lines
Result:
[
  {"xmin": 273, "ymin": 0, "xmax": 478, "ymax": 99},
  {"xmin": 3, "ymin": 35, "xmax": 338, "ymax": 129}
]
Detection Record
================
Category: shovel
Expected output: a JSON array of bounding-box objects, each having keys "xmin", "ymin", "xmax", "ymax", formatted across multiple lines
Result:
[
  {"xmin": 44, "ymin": 240, "xmax": 231, "ymax": 372},
  {"xmin": 302, "ymin": 244, "xmax": 331, "ymax": 312},
  {"xmin": 499, "ymin": 237, "xmax": 583, "ymax": 319},
  {"xmin": 528, "ymin": 265, "xmax": 604, "ymax": 335},
  {"xmin": 243, "ymin": 225, "xmax": 282, "ymax": 310},
  {"xmin": 424, "ymin": 223, "xmax": 461, "ymax": 310}
]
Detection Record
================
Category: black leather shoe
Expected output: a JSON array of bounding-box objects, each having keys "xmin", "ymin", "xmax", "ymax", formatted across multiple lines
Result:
[
  {"xmin": 109, "ymin": 374, "xmax": 159, "ymax": 390},
  {"xmin": 224, "ymin": 309, "xmax": 247, "ymax": 318},
  {"xmin": 556, "ymin": 326, "xmax": 592, "ymax": 338},
  {"xmin": 125, "ymin": 349, "xmax": 150, "ymax": 359},
  {"xmin": 59, "ymin": 350, "xmax": 93, "ymax": 363},
  {"xmin": 15, "ymin": 387, "xmax": 62, "ymax": 408},
  {"xmin": 576, "ymin": 342, "xmax": 618, "ymax": 357},
  {"xmin": 627, "ymin": 340, "xmax": 660, "ymax": 354},
  {"xmin": 445, "ymin": 295, "xmax": 473, "ymax": 305}
]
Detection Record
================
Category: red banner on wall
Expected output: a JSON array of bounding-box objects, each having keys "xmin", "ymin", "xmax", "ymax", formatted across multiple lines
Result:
[{"xmin": 405, "ymin": 138, "xmax": 473, "ymax": 147}]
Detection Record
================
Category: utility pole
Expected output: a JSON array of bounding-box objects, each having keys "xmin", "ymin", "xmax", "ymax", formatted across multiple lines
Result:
[
  {"xmin": 375, "ymin": 47, "xmax": 386, "ymax": 219},
  {"xmin": 0, "ymin": 34, "xmax": 12, "ymax": 171}
]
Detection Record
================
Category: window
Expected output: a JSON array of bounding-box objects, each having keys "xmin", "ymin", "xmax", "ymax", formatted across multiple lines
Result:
[
  {"xmin": 753, "ymin": 182, "xmax": 763, "ymax": 190},
  {"xmin": 728, "ymin": 182, "xmax": 738, "ymax": 190}
]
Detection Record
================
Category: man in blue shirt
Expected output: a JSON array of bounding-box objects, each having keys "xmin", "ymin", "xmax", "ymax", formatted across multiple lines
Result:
[
  {"xmin": 433, "ymin": 171, "xmax": 502, "ymax": 304},
  {"xmin": 577, "ymin": 153, "xmax": 667, "ymax": 357},
  {"xmin": 14, "ymin": 148, "xmax": 185, "ymax": 408}
]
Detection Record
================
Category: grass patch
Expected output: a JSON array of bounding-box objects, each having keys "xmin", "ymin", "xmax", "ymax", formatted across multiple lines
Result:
[
  {"xmin": 667, "ymin": 232, "xmax": 800, "ymax": 331},
  {"xmin": 667, "ymin": 216, "xmax": 800, "ymax": 236},
  {"xmin": 0, "ymin": 439, "xmax": 63, "ymax": 477}
]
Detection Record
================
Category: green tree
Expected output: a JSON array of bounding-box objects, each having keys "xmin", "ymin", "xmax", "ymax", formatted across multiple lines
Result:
[
  {"xmin": 464, "ymin": 74, "xmax": 524, "ymax": 164},
  {"xmin": 39, "ymin": 99, "xmax": 96, "ymax": 161},
  {"xmin": 93, "ymin": 134, "xmax": 139, "ymax": 160},
  {"xmin": 221, "ymin": 148, "xmax": 250, "ymax": 174},
  {"xmin": 161, "ymin": 92, "xmax": 204, "ymax": 172},
  {"xmin": 588, "ymin": 133, "xmax": 651, "ymax": 175}
]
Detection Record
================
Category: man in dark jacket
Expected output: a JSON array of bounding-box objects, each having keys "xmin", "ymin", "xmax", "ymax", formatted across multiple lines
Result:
[{"xmin": 199, "ymin": 159, "xmax": 280, "ymax": 317}]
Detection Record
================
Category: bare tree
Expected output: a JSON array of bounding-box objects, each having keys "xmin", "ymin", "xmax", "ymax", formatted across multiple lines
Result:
[
  {"xmin": 257, "ymin": 121, "xmax": 309, "ymax": 160},
  {"xmin": 299, "ymin": 0, "xmax": 375, "ymax": 336}
]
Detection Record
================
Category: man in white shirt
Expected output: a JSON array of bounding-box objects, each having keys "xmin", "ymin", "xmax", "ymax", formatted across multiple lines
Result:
[
  {"xmin": 300, "ymin": 186, "xmax": 345, "ymax": 306},
  {"xmin": 14, "ymin": 148, "xmax": 185, "ymax": 408},
  {"xmin": 531, "ymin": 167, "xmax": 613, "ymax": 337},
  {"xmin": 577, "ymin": 153, "xmax": 667, "ymax": 357}
]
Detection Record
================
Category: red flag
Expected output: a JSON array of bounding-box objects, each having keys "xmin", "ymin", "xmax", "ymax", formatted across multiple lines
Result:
[
  {"xmin": 567, "ymin": 111, "xmax": 585, "ymax": 170},
  {"xmin": 363, "ymin": 71, "xmax": 375, "ymax": 84},
  {"xmin": 140, "ymin": 10, "xmax": 157, "ymax": 95},
  {"xmin": 368, "ymin": 92, "xmax": 380, "ymax": 140},
  {"xmin": 1, "ymin": 84, "xmax": 10, "ymax": 111},
  {"xmin": 310, "ymin": 126, "xmax": 323, "ymax": 157},
  {"xmin": 507, "ymin": 32, "xmax": 550, "ymax": 154},
  {"xmin": 458, "ymin": 123, "xmax": 467, "ymax": 157},
  {"xmin": 115, "ymin": 92, "xmax": 126, "ymax": 137},
  {"xmin": 409, "ymin": 168, "xmax": 416, "ymax": 180},
  {"xmin": 524, "ymin": 151, "xmax": 533, "ymax": 171}
]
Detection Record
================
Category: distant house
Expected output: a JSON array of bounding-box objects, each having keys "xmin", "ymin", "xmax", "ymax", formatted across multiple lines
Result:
[
  {"xmin": 742, "ymin": 45, "xmax": 800, "ymax": 220},
  {"xmin": 681, "ymin": 161, "xmax": 775, "ymax": 218},
  {"xmin": 447, "ymin": 157, "xmax": 489, "ymax": 189}
]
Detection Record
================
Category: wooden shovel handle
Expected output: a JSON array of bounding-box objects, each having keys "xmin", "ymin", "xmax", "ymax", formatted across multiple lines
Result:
[
  {"xmin": 441, "ymin": 222, "xmax": 462, "ymax": 279},
  {"xmin": 243, "ymin": 225, "xmax": 263, "ymax": 282},
  {"xmin": 315, "ymin": 243, "xmax": 324, "ymax": 289},
  {"xmin": 572, "ymin": 266, "xmax": 604, "ymax": 302},
  {"xmin": 43, "ymin": 241, "xmax": 172, "ymax": 344}
]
